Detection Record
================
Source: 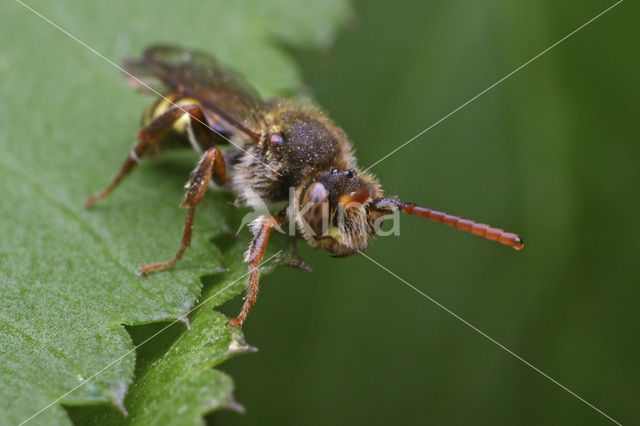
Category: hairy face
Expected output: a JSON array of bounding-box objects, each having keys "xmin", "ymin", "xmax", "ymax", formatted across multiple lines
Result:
[{"xmin": 295, "ymin": 168, "xmax": 387, "ymax": 256}]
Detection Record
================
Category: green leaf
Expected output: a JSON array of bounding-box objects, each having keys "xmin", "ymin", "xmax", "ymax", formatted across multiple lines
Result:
[{"xmin": 0, "ymin": 1, "xmax": 348, "ymax": 424}]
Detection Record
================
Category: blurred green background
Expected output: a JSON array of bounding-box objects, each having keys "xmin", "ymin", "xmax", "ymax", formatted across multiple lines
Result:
[
  {"xmin": 216, "ymin": 1, "xmax": 638, "ymax": 425},
  {"xmin": 3, "ymin": 0, "xmax": 638, "ymax": 425}
]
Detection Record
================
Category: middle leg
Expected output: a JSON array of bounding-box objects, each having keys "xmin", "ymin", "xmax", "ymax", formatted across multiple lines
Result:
[{"xmin": 137, "ymin": 146, "xmax": 228, "ymax": 275}]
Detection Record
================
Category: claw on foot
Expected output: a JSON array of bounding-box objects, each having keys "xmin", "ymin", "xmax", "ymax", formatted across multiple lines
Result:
[
  {"xmin": 137, "ymin": 262, "xmax": 175, "ymax": 276},
  {"xmin": 228, "ymin": 317, "xmax": 243, "ymax": 328},
  {"xmin": 84, "ymin": 195, "xmax": 99, "ymax": 209}
]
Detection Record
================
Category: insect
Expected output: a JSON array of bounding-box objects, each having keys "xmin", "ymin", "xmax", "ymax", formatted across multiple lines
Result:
[{"xmin": 86, "ymin": 45, "xmax": 524, "ymax": 327}]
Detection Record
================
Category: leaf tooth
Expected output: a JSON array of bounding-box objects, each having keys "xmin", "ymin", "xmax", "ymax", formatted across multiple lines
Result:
[
  {"xmin": 227, "ymin": 328, "xmax": 258, "ymax": 355},
  {"xmin": 223, "ymin": 396, "xmax": 246, "ymax": 414},
  {"xmin": 111, "ymin": 394, "xmax": 128, "ymax": 417},
  {"xmin": 175, "ymin": 314, "xmax": 191, "ymax": 329}
]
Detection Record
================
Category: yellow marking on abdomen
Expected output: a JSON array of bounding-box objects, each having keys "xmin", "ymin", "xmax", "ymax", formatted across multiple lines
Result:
[{"xmin": 144, "ymin": 95, "xmax": 202, "ymax": 136}]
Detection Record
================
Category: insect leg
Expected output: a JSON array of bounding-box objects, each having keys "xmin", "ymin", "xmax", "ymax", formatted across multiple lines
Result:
[
  {"xmin": 229, "ymin": 213, "xmax": 286, "ymax": 327},
  {"xmin": 137, "ymin": 146, "xmax": 228, "ymax": 275},
  {"xmin": 85, "ymin": 104, "xmax": 204, "ymax": 207}
]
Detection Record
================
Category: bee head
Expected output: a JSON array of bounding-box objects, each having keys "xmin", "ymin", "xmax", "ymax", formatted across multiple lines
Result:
[{"xmin": 293, "ymin": 168, "xmax": 395, "ymax": 256}]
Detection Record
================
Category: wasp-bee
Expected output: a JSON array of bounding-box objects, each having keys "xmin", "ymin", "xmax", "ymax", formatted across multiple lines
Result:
[{"xmin": 86, "ymin": 45, "xmax": 523, "ymax": 327}]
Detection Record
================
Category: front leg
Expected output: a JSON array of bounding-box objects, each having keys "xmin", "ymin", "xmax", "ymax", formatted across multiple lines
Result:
[{"xmin": 229, "ymin": 213, "xmax": 285, "ymax": 327}]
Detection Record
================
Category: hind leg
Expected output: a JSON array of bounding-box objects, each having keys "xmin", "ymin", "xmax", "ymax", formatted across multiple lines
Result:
[{"xmin": 85, "ymin": 103, "xmax": 204, "ymax": 207}]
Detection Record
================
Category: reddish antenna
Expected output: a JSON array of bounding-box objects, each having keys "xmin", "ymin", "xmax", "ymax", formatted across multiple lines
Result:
[{"xmin": 376, "ymin": 198, "xmax": 524, "ymax": 249}]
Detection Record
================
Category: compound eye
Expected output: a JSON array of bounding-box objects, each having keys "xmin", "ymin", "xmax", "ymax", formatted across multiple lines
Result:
[
  {"xmin": 268, "ymin": 133, "xmax": 283, "ymax": 147},
  {"xmin": 331, "ymin": 168, "xmax": 340, "ymax": 174},
  {"xmin": 301, "ymin": 182, "xmax": 329, "ymax": 237},
  {"xmin": 344, "ymin": 169, "xmax": 355, "ymax": 178}
]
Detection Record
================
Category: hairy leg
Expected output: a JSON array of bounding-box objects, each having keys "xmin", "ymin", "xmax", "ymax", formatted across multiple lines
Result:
[
  {"xmin": 137, "ymin": 146, "xmax": 228, "ymax": 274},
  {"xmin": 229, "ymin": 213, "xmax": 285, "ymax": 327},
  {"xmin": 85, "ymin": 103, "xmax": 204, "ymax": 207}
]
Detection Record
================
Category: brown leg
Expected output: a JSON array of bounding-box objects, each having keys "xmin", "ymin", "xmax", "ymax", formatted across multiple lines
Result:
[
  {"xmin": 85, "ymin": 104, "xmax": 204, "ymax": 207},
  {"xmin": 229, "ymin": 214, "xmax": 285, "ymax": 327},
  {"xmin": 137, "ymin": 146, "xmax": 228, "ymax": 275}
]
